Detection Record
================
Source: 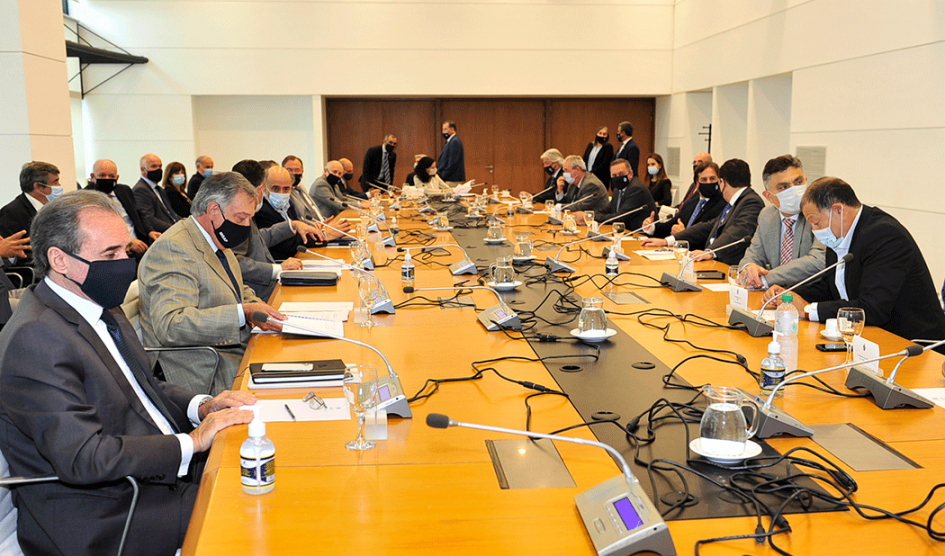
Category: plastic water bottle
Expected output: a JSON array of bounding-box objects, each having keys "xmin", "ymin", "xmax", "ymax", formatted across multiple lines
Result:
[
  {"xmin": 240, "ymin": 411, "xmax": 275, "ymax": 495},
  {"xmin": 760, "ymin": 337, "xmax": 786, "ymax": 397},
  {"xmin": 605, "ymin": 248, "xmax": 619, "ymax": 277},
  {"xmin": 401, "ymin": 250, "xmax": 415, "ymax": 287},
  {"xmin": 775, "ymin": 293, "xmax": 799, "ymax": 372}
]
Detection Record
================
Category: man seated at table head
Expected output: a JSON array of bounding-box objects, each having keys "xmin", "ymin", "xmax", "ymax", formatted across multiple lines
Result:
[
  {"xmin": 737, "ymin": 154, "xmax": 825, "ymax": 289},
  {"xmin": 139, "ymin": 172, "xmax": 285, "ymax": 395},
  {"xmin": 765, "ymin": 177, "xmax": 945, "ymax": 351},
  {"xmin": 641, "ymin": 159, "xmax": 763, "ymax": 266},
  {"xmin": 531, "ymin": 149, "xmax": 566, "ymax": 205},
  {"xmin": 640, "ymin": 161, "xmax": 726, "ymax": 239},
  {"xmin": 573, "ymin": 158, "xmax": 655, "ymax": 231},
  {"xmin": 0, "ymin": 189, "xmax": 257, "ymax": 555},
  {"xmin": 557, "ymin": 155, "xmax": 610, "ymax": 214}
]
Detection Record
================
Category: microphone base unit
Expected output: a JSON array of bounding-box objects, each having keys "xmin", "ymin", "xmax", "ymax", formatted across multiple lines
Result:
[
  {"xmin": 477, "ymin": 304, "xmax": 522, "ymax": 331},
  {"xmin": 516, "ymin": 206, "xmax": 533, "ymax": 214},
  {"xmin": 449, "ymin": 258, "xmax": 478, "ymax": 275},
  {"xmin": 381, "ymin": 235, "xmax": 396, "ymax": 248},
  {"xmin": 602, "ymin": 247, "xmax": 631, "ymax": 261},
  {"xmin": 371, "ymin": 296, "xmax": 396, "ymax": 315},
  {"xmin": 735, "ymin": 388, "xmax": 814, "ymax": 438},
  {"xmin": 574, "ymin": 474, "xmax": 677, "ymax": 556},
  {"xmin": 361, "ymin": 256, "xmax": 375, "ymax": 271},
  {"xmin": 548, "ymin": 216, "xmax": 563, "ymax": 226},
  {"xmin": 728, "ymin": 306, "xmax": 774, "ymax": 337},
  {"xmin": 419, "ymin": 205, "xmax": 435, "ymax": 214},
  {"xmin": 588, "ymin": 231, "xmax": 611, "ymax": 242},
  {"xmin": 844, "ymin": 367, "xmax": 934, "ymax": 410},
  {"xmin": 367, "ymin": 223, "xmax": 380, "ymax": 234},
  {"xmin": 659, "ymin": 272, "xmax": 702, "ymax": 293},
  {"xmin": 372, "ymin": 373, "xmax": 412, "ymax": 418},
  {"xmin": 546, "ymin": 257, "xmax": 576, "ymax": 273}
]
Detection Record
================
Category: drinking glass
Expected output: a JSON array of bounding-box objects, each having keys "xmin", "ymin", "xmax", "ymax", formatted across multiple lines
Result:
[
  {"xmin": 583, "ymin": 211, "xmax": 595, "ymax": 228},
  {"xmin": 837, "ymin": 307, "xmax": 866, "ymax": 364},
  {"xmin": 357, "ymin": 272, "xmax": 380, "ymax": 328},
  {"xmin": 491, "ymin": 184, "xmax": 499, "ymax": 198},
  {"xmin": 612, "ymin": 222, "xmax": 626, "ymax": 254},
  {"xmin": 673, "ymin": 240, "xmax": 690, "ymax": 268},
  {"xmin": 563, "ymin": 211, "xmax": 577, "ymax": 233},
  {"xmin": 343, "ymin": 365, "xmax": 378, "ymax": 451},
  {"xmin": 577, "ymin": 297, "xmax": 608, "ymax": 335},
  {"xmin": 728, "ymin": 266, "xmax": 743, "ymax": 287},
  {"xmin": 490, "ymin": 256, "xmax": 515, "ymax": 285},
  {"xmin": 514, "ymin": 235, "xmax": 533, "ymax": 258},
  {"xmin": 349, "ymin": 241, "xmax": 369, "ymax": 269}
]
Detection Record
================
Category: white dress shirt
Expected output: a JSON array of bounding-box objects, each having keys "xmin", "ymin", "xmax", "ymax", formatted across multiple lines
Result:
[
  {"xmin": 44, "ymin": 277, "xmax": 208, "ymax": 477},
  {"xmin": 807, "ymin": 206, "xmax": 862, "ymax": 322}
]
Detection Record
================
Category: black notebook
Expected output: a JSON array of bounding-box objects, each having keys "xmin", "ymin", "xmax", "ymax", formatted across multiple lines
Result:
[{"xmin": 249, "ymin": 359, "xmax": 347, "ymax": 384}]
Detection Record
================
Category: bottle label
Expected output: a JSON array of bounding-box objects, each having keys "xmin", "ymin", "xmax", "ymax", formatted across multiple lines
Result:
[
  {"xmin": 401, "ymin": 265, "xmax": 415, "ymax": 281},
  {"xmin": 240, "ymin": 454, "xmax": 275, "ymax": 488},
  {"xmin": 605, "ymin": 262, "xmax": 618, "ymax": 277},
  {"xmin": 760, "ymin": 366, "xmax": 786, "ymax": 394}
]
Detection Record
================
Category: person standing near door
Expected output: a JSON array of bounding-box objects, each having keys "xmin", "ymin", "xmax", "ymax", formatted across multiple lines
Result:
[{"xmin": 437, "ymin": 121, "xmax": 465, "ymax": 185}]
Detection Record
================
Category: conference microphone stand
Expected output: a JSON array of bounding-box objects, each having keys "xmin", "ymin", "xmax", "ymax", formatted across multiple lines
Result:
[
  {"xmin": 253, "ymin": 312, "xmax": 410, "ymax": 417},
  {"xmin": 544, "ymin": 231, "xmax": 618, "ymax": 273},
  {"xmin": 660, "ymin": 236, "xmax": 751, "ymax": 293},
  {"xmin": 844, "ymin": 338, "xmax": 945, "ymax": 410},
  {"xmin": 397, "ymin": 245, "xmax": 477, "ymax": 275},
  {"xmin": 296, "ymin": 246, "xmax": 394, "ymax": 313},
  {"xmin": 587, "ymin": 206, "xmax": 646, "ymax": 242},
  {"xmin": 402, "ymin": 285, "xmax": 521, "ymax": 331},
  {"xmin": 601, "ymin": 215, "xmax": 673, "ymax": 262}
]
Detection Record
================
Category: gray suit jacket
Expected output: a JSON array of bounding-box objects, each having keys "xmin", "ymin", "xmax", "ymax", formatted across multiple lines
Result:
[
  {"xmin": 308, "ymin": 175, "xmax": 346, "ymax": 219},
  {"xmin": 139, "ymin": 217, "xmax": 261, "ymax": 395},
  {"xmin": 233, "ymin": 220, "xmax": 295, "ymax": 301},
  {"xmin": 133, "ymin": 178, "xmax": 177, "ymax": 233},
  {"xmin": 0, "ymin": 281, "xmax": 197, "ymax": 556},
  {"xmin": 564, "ymin": 173, "xmax": 610, "ymax": 213},
  {"xmin": 738, "ymin": 205, "xmax": 826, "ymax": 287}
]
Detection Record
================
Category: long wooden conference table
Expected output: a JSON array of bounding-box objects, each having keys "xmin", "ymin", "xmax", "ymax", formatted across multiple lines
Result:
[{"xmin": 182, "ymin": 201, "xmax": 945, "ymax": 556}]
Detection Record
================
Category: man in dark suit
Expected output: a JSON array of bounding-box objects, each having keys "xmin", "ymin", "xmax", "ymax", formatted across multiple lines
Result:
[
  {"xmin": 0, "ymin": 161, "xmax": 61, "ymax": 264},
  {"xmin": 641, "ymin": 159, "xmax": 763, "ymax": 265},
  {"xmin": 437, "ymin": 121, "xmax": 466, "ymax": 184},
  {"xmin": 360, "ymin": 135, "xmax": 397, "ymax": 192},
  {"xmin": 340, "ymin": 158, "xmax": 369, "ymax": 200},
  {"xmin": 613, "ymin": 121, "xmax": 640, "ymax": 176},
  {"xmin": 0, "ymin": 190, "xmax": 256, "ymax": 556},
  {"xmin": 254, "ymin": 166, "xmax": 336, "ymax": 262},
  {"xmin": 642, "ymin": 161, "xmax": 726, "ymax": 238},
  {"xmin": 675, "ymin": 152, "xmax": 713, "ymax": 208},
  {"xmin": 558, "ymin": 155, "xmax": 610, "ymax": 213},
  {"xmin": 582, "ymin": 127, "xmax": 614, "ymax": 189},
  {"xmin": 187, "ymin": 155, "xmax": 214, "ymax": 199},
  {"xmin": 532, "ymin": 149, "xmax": 566, "ymax": 204},
  {"xmin": 765, "ymin": 177, "xmax": 945, "ymax": 350},
  {"xmin": 87, "ymin": 159, "xmax": 161, "ymax": 259},
  {"xmin": 133, "ymin": 153, "xmax": 179, "ymax": 233},
  {"xmin": 575, "ymin": 159, "xmax": 655, "ymax": 231}
]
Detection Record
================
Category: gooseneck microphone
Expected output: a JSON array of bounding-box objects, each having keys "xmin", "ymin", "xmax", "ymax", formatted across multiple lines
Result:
[
  {"xmin": 425, "ymin": 413, "xmax": 677, "ymax": 556},
  {"xmin": 598, "ymin": 205, "xmax": 646, "ymax": 227},
  {"xmin": 660, "ymin": 236, "xmax": 751, "ymax": 293},
  {"xmin": 844, "ymin": 338, "xmax": 945, "ymax": 410},
  {"xmin": 544, "ymin": 231, "xmax": 618, "ymax": 273},
  {"xmin": 402, "ymin": 285, "xmax": 521, "ymax": 331},
  {"xmin": 295, "ymin": 246, "xmax": 394, "ymax": 313},
  {"xmin": 396, "ymin": 245, "xmax": 476, "ymax": 275},
  {"xmin": 254, "ymin": 311, "xmax": 410, "ymax": 417},
  {"xmin": 728, "ymin": 253, "xmax": 855, "ymax": 336}
]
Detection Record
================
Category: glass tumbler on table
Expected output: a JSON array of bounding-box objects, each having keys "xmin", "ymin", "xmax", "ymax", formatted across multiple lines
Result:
[{"xmin": 343, "ymin": 365, "xmax": 379, "ymax": 451}]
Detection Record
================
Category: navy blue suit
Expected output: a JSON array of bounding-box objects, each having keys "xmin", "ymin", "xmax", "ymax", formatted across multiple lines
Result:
[{"xmin": 437, "ymin": 135, "xmax": 466, "ymax": 182}]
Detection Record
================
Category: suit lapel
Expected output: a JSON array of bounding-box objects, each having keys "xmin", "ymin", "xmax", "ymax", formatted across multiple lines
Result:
[
  {"xmin": 33, "ymin": 282, "xmax": 165, "ymax": 432},
  {"xmin": 183, "ymin": 217, "xmax": 241, "ymax": 301}
]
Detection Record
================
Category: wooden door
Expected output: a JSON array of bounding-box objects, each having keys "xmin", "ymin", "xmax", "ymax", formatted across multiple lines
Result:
[
  {"xmin": 326, "ymin": 99, "xmax": 436, "ymax": 190},
  {"xmin": 440, "ymin": 99, "xmax": 546, "ymax": 193}
]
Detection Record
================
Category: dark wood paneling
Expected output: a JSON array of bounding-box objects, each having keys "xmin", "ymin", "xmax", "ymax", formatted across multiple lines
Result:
[
  {"xmin": 326, "ymin": 99, "xmax": 436, "ymax": 189},
  {"xmin": 549, "ymin": 99, "xmax": 656, "ymax": 180}
]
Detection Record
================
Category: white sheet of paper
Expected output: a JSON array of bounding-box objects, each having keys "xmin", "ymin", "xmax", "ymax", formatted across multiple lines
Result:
[
  {"xmin": 280, "ymin": 301, "xmax": 354, "ymax": 312},
  {"xmin": 759, "ymin": 309, "xmax": 776, "ymax": 322},
  {"xmin": 300, "ymin": 260, "xmax": 345, "ymax": 275},
  {"xmin": 730, "ymin": 285, "xmax": 749, "ymax": 309},
  {"xmin": 702, "ymin": 283, "xmax": 731, "ymax": 293},
  {"xmin": 910, "ymin": 388, "xmax": 945, "ymax": 409},
  {"xmin": 240, "ymin": 399, "xmax": 350, "ymax": 422},
  {"xmin": 285, "ymin": 311, "xmax": 348, "ymax": 322},
  {"xmin": 853, "ymin": 335, "xmax": 881, "ymax": 373},
  {"xmin": 279, "ymin": 314, "xmax": 345, "ymax": 338},
  {"xmin": 635, "ymin": 250, "xmax": 676, "ymax": 261}
]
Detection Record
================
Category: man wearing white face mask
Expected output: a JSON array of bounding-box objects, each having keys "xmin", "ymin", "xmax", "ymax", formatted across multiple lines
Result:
[
  {"xmin": 738, "ymin": 155, "xmax": 825, "ymax": 289},
  {"xmin": 765, "ymin": 177, "xmax": 945, "ymax": 352},
  {"xmin": 0, "ymin": 161, "xmax": 62, "ymax": 264}
]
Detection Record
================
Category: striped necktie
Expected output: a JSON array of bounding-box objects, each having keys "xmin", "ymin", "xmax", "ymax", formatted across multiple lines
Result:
[
  {"xmin": 380, "ymin": 149, "xmax": 391, "ymax": 185},
  {"xmin": 687, "ymin": 198, "xmax": 706, "ymax": 228},
  {"xmin": 780, "ymin": 217, "xmax": 795, "ymax": 266}
]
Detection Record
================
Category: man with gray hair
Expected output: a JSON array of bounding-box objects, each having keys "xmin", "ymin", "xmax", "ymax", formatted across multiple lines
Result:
[
  {"xmin": 0, "ymin": 161, "xmax": 61, "ymax": 261},
  {"xmin": 532, "ymin": 149, "xmax": 566, "ymax": 204},
  {"xmin": 309, "ymin": 160, "xmax": 369, "ymax": 220},
  {"xmin": 0, "ymin": 190, "xmax": 256, "ymax": 555},
  {"xmin": 139, "ymin": 172, "xmax": 285, "ymax": 395},
  {"xmin": 187, "ymin": 155, "xmax": 214, "ymax": 199},
  {"xmin": 558, "ymin": 155, "xmax": 609, "ymax": 213}
]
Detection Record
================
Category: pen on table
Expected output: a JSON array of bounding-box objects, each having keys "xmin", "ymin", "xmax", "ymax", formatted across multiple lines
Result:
[
  {"xmin": 302, "ymin": 391, "xmax": 327, "ymax": 409},
  {"xmin": 284, "ymin": 404, "xmax": 296, "ymax": 421}
]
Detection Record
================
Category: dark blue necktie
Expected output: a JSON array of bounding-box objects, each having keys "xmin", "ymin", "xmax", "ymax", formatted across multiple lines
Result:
[
  {"xmin": 100, "ymin": 310, "xmax": 180, "ymax": 433},
  {"xmin": 687, "ymin": 198, "xmax": 706, "ymax": 227},
  {"xmin": 215, "ymin": 250, "xmax": 241, "ymax": 300}
]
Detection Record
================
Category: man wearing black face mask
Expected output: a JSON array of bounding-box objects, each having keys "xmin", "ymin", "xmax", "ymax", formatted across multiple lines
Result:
[
  {"xmin": 339, "ymin": 158, "xmax": 369, "ymax": 200},
  {"xmin": 532, "ymin": 149, "xmax": 566, "ymax": 204},
  {"xmin": 574, "ymin": 159, "xmax": 655, "ymax": 231},
  {"xmin": 641, "ymin": 161, "xmax": 726, "ymax": 239},
  {"xmin": 310, "ymin": 160, "xmax": 369, "ymax": 219},
  {"xmin": 89, "ymin": 159, "xmax": 160, "ymax": 257},
  {"xmin": 360, "ymin": 134, "xmax": 398, "ymax": 192},
  {"xmin": 437, "ymin": 121, "xmax": 465, "ymax": 184},
  {"xmin": 133, "ymin": 153, "xmax": 179, "ymax": 233},
  {"xmin": 139, "ymin": 172, "xmax": 286, "ymax": 395},
  {"xmin": 0, "ymin": 190, "xmax": 258, "ymax": 555},
  {"xmin": 613, "ymin": 121, "xmax": 640, "ymax": 177}
]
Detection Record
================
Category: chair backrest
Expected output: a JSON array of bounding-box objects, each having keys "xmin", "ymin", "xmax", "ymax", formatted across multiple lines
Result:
[
  {"xmin": 0, "ymin": 450, "xmax": 25, "ymax": 556},
  {"xmin": 120, "ymin": 280, "xmax": 142, "ymax": 341}
]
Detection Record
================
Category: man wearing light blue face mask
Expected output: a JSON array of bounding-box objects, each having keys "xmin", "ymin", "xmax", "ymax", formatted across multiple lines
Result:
[
  {"xmin": 764, "ymin": 177, "xmax": 945, "ymax": 352},
  {"xmin": 0, "ymin": 161, "xmax": 62, "ymax": 264},
  {"xmin": 738, "ymin": 155, "xmax": 825, "ymax": 289},
  {"xmin": 187, "ymin": 155, "xmax": 214, "ymax": 199}
]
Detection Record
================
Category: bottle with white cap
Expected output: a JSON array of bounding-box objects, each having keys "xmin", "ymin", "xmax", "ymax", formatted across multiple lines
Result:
[
  {"xmin": 401, "ymin": 249, "xmax": 415, "ymax": 287},
  {"xmin": 240, "ymin": 409, "xmax": 275, "ymax": 495},
  {"xmin": 605, "ymin": 248, "xmax": 619, "ymax": 277},
  {"xmin": 760, "ymin": 334, "xmax": 786, "ymax": 397}
]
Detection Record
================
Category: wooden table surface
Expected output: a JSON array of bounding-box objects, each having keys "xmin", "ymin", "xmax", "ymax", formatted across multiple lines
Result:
[{"xmin": 182, "ymin": 202, "xmax": 945, "ymax": 556}]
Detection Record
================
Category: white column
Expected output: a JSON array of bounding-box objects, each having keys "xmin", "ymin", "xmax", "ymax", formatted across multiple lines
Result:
[{"xmin": 0, "ymin": 0, "xmax": 76, "ymax": 196}]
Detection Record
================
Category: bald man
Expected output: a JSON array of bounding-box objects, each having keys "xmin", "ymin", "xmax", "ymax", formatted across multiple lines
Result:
[
  {"xmin": 676, "ymin": 151, "xmax": 713, "ymax": 207},
  {"xmin": 88, "ymin": 159, "xmax": 160, "ymax": 257},
  {"xmin": 309, "ymin": 161, "xmax": 368, "ymax": 219},
  {"xmin": 133, "ymin": 153, "xmax": 179, "ymax": 232},
  {"xmin": 339, "ymin": 158, "xmax": 369, "ymax": 200}
]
